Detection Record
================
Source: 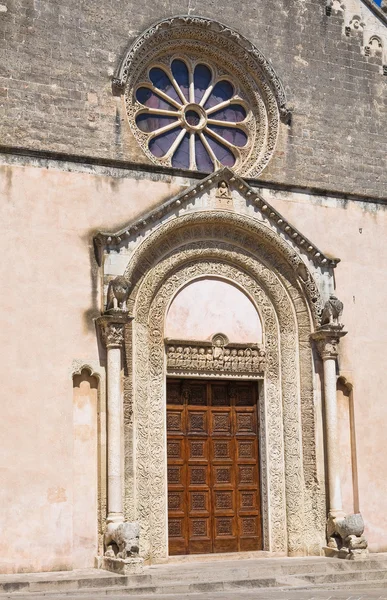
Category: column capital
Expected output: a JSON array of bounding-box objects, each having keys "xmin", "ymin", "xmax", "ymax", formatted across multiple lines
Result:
[
  {"xmin": 311, "ymin": 326, "xmax": 347, "ymax": 360},
  {"xmin": 96, "ymin": 313, "xmax": 132, "ymax": 349}
]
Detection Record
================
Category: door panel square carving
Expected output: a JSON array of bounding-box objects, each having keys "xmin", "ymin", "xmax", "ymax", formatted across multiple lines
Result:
[
  {"xmin": 167, "ymin": 411, "xmax": 183, "ymax": 433},
  {"xmin": 241, "ymin": 517, "xmax": 257, "ymax": 536},
  {"xmin": 235, "ymin": 386, "xmax": 255, "ymax": 406},
  {"xmin": 189, "ymin": 386, "xmax": 207, "ymax": 405},
  {"xmin": 216, "ymin": 517, "xmax": 233, "ymax": 536},
  {"xmin": 167, "ymin": 440, "xmax": 182, "ymax": 459},
  {"xmin": 189, "ymin": 466, "xmax": 207, "ymax": 485},
  {"xmin": 167, "ymin": 466, "xmax": 182, "ymax": 485},
  {"xmin": 238, "ymin": 465, "xmax": 255, "ymax": 484},
  {"xmin": 190, "ymin": 519, "xmax": 208, "ymax": 538},
  {"xmin": 215, "ymin": 491, "xmax": 233, "ymax": 510},
  {"xmin": 240, "ymin": 491, "xmax": 256, "ymax": 509},
  {"xmin": 236, "ymin": 413, "xmax": 255, "ymax": 434},
  {"xmin": 237, "ymin": 440, "xmax": 254, "ymax": 459},
  {"xmin": 212, "ymin": 385, "xmax": 230, "ymax": 406},
  {"xmin": 212, "ymin": 412, "xmax": 231, "ymax": 434},
  {"xmin": 190, "ymin": 491, "xmax": 208, "ymax": 512},
  {"xmin": 168, "ymin": 519, "xmax": 183, "ymax": 538},
  {"xmin": 213, "ymin": 440, "xmax": 231, "ymax": 459},
  {"xmin": 167, "ymin": 383, "xmax": 182, "ymax": 405},
  {"xmin": 188, "ymin": 412, "xmax": 207, "ymax": 433},
  {"xmin": 168, "ymin": 492, "xmax": 183, "ymax": 511},
  {"xmin": 214, "ymin": 465, "xmax": 232, "ymax": 484},
  {"xmin": 189, "ymin": 439, "xmax": 207, "ymax": 459}
]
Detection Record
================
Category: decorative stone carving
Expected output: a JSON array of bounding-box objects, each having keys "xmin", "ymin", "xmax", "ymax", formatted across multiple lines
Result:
[
  {"xmin": 94, "ymin": 168, "xmax": 339, "ymax": 272},
  {"xmin": 114, "ymin": 16, "xmax": 291, "ymax": 177},
  {"xmin": 104, "ymin": 521, "xmax": 140, "ymax": 559},
  {"xmin": 100, "ymin": 204, "xmax": 329, "ymax": 558},
  {"xmin": 106, "ymin": 276, "xmax": 131, "ymax": 313},
  {"xmin": 166, "ymin": 335, "xmax": 266, "ymax": 377},
  {"xmin": 321, "ymin": 294, "xmax": 344, "ymax": 328},
  {"xmin": 327, "ymin": 513, "xmax": 368, "ymax": 560}
]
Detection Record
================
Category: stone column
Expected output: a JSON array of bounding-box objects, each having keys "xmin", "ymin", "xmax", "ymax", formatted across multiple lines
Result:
[
  {"xmin": 97, "ymin": 314, "xmax": 129, "ymax": 525},
  {"xmin": 312, "ymin": 327, "xmax": 347, "ymax": 518}
]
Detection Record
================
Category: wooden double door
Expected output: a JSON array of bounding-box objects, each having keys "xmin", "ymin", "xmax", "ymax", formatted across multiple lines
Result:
[{"xmin": 167, "ymin": 379, "xmax": 263, "ymax": 555}]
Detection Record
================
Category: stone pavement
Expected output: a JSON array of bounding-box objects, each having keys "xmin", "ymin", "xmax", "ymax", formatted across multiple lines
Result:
[
  {"xmin": 2, "ymin": 586, "xmax": 387, "ymax": 600},
  {"xmin": 3, "ymin": 589, "xmax": 387, "ymax": 600}
]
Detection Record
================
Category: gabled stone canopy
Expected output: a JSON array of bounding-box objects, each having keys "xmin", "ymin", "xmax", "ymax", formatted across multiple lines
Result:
[{"xmin": 94, "ymin": 167, "xmax": 339, "ymax": 271}]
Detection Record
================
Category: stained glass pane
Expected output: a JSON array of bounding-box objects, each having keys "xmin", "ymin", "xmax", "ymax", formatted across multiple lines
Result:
[
  {"xmin": 172, "ymin": 133, "xmax": 190, "ymax": 169},
  {"xmin": 149, "ymin": 67, "xmax": 181, "ymax": 104},
  {"xmin": 194, "ymin": 64, "xmax": 212, "ymax": 103},
  {"xmin": 136, "ymin": 87, "xmax": 177, "ymax": 111},
  {"xmin": 207, "ymin": 125, "xmax": 248, "ymax": 147},
  {"xmin": 149, "ymin": 127, "xmax": 181, "ymax": 158},
  {"xmin": 195, "ymin": 135, "xmax": 214, "ymax": 173},
  {"xmin": 136, "ymin": 113, "xmax": 179, "ymax": 133},
  {"xmin": 171, "ymin": 59, "xmax": 189, "ymax": 101},
  {"xmin": 204, "ymin": 80, "xmax": 234, "ymax": 109},
  {"xmin": 210, "ymin": 104, "xmax": 246, "ymax": 122},
  {"xmin": 205, "ymin": 133, "xmax": 235, "ymax": 167}
]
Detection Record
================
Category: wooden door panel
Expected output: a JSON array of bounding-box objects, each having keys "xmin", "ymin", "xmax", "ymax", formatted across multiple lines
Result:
[{"xmin": 167, "ymin": 379, "xmax": 263, "ymax": 555}]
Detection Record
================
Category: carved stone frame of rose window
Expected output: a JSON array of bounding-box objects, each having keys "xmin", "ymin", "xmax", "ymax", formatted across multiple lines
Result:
[{"xmin": 117, "ymin": 211, "xmax": 327, "ymax": 561}]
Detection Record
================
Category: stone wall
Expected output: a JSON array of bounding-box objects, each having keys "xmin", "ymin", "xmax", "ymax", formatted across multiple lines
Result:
[{"xmin": 0, "ymin": 0, "xmax": 386, "ymax": 197}]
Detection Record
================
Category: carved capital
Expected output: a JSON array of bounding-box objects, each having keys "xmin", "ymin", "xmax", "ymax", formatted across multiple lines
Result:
[
  {"xmin": 311, "ymin": 327, "xmax": 347, "ymax": 360},
  {"xmin": 97, "ymin": 314, "xmax": 131, "ymax": 349}
]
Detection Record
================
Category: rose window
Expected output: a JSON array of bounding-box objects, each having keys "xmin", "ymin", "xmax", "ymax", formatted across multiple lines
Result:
[{"xmin": 133, "ymin": 59, "xmax": 250, "ymax": 173}]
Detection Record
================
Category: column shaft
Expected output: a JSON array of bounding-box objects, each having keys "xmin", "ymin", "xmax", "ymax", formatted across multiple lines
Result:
[
  {"xmin": 106, "ymin": 345, "xmax": 123, "ymax": 523},
  {"xmin": 323, "ymin": 356, "xmax": 343, "ymax": 517}
]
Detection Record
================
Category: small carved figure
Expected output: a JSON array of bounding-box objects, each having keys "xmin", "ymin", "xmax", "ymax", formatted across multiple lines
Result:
[
  {"xmin": 206, "ymin": 348, "xmax": 213, "ymax": 368},
  {"xmin": 223, "ymin": 348, "xmax": 231, "ymax": 370},
  {"xmin": 167, "ymin": 346, "xmax": 176, "ymax": 367},
  {"xmin": 321, "ymin": 294, "xmax": 344, "ymax": 327},
  {"xmin": 183, "ymin": 346, "xmax": 191, "ymax": 367},
  {"xmin": 258, "ymin": 348, "xmax": 266, "ymax": 372},
  {"xmin": 106, "ymin": 276, "xmax": 131, "ymax": 312},
  {"xmin": 104, "ymin": 521, "xmax": 140, "ymax": 560},
  {"xmin": 245, "ymin": 348, "xmax": 252, "ymax": 371},
  {"xmin": 237, "ymin": 349, "xmax": 245, "ymax": 370},
  {"xmin": 176, "ymin": 347, "xmax": 183, "ymax": 367},
  {"xmin": 252, "ymin": 349, "xmax": 259, "ymax": 371},
  {"xmin": 198, "ymin": 347, "xmax": 206, "ymax": 368},
  {"xmin": 230, "ymin": 348, "xmax": 238, "ymax": 371},
  {"xmin": 191, "ymin": 346, "xmax": 198, "ymax": 368},
  {"xmin": 216, "ymin": 180, "xmax": 231, "ymax": 199}
]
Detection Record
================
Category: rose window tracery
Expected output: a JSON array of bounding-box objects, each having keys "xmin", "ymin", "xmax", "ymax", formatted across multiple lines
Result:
[{"xmin": 133, "ymin": 58, "xmax": 250, "ymax": 172}]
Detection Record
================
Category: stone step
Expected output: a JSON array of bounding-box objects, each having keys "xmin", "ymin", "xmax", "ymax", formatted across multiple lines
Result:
[
  {"xmin": 300, "ymin": 567, "xmax": 387, "ymax": 584},
  {"xmin": 1, "ymin": 555, "xmax": 387, "ymax": 596}
]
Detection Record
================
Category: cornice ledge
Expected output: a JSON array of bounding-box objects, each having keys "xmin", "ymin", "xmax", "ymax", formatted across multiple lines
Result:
[{"xmin": 93, "ymin": 167, "xmax": 340, "ymax": 270}]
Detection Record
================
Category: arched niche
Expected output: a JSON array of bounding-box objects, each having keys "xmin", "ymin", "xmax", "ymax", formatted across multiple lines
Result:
[{"xmin": 165, "ymin": 277, "xmax": 263, "ymax": 344}]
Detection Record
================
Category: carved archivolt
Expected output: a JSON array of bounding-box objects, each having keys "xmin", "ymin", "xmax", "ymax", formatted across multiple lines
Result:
[
  {"xmin": 123, "ymin": 217, "xmax": 326, "ymax": 559},
  {"xmin": 115, "ymin": 16, "xmax": 290, "ymax": 177}
]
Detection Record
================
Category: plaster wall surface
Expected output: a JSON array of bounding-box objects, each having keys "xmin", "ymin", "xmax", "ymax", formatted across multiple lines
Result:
[
  {"xmin": 165, "ymin": 279, "xmax": 263, "ymax": 343},
  {"xmin": 1, "ymin": 161, "xmax": 387, "ymax": 573},
  {"xmin": 263, "ymin": 187, "xmax": 387, "ymax": 553},
  {"xmin": 0, "ymin": 0, "xmax": 386, "ymax": 197},
  {"xmin": 0, "ymin": 163, "xmax": 182, "ymax": 574}
]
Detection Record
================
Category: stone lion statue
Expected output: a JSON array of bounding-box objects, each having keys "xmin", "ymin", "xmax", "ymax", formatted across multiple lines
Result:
[
  {"xmin": 327, "ymin": 513, "xmax": 368, "ymax": 558},
  {"xmin": 104, "ymin": 521, "xmax": 140, "ymax": 560},
  {"xmin": 106, "ymin": 276, "xmax": 131, "ymax": 312},
  {"xmin": 321, "ymin": 293, "xmax": 343, "ymax": 327}
]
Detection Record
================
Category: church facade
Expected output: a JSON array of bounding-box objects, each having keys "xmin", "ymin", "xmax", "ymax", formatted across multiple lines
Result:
[{"xmin": 1, "ymin": 0, "xmax": 387, "ymax": 575}]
